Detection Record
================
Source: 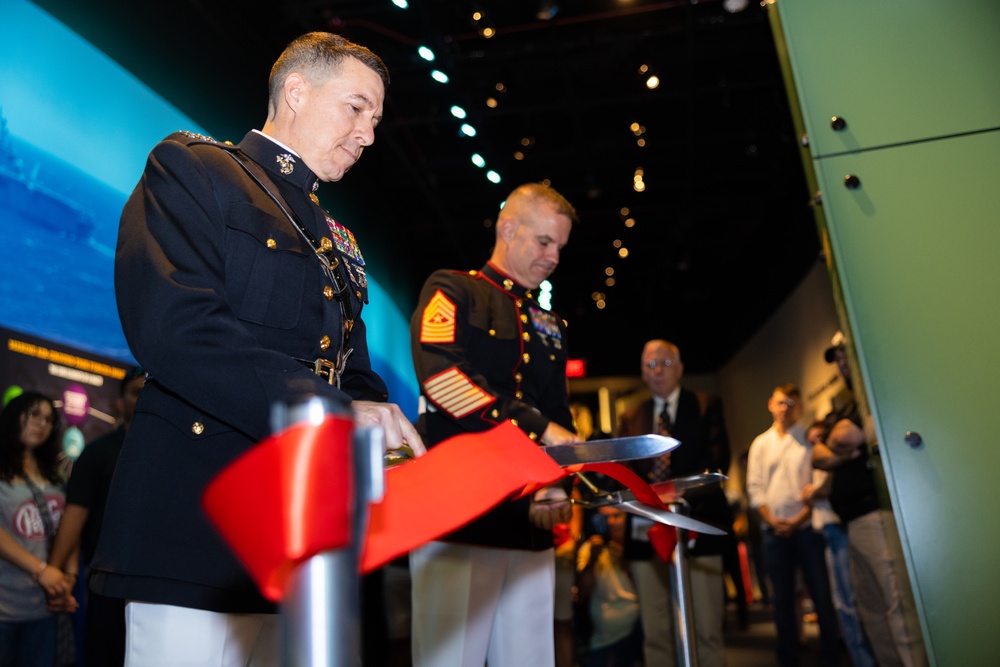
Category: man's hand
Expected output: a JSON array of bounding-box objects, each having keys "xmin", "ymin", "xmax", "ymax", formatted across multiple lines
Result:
[
  {"xmin": 770, "ymin": 518, "xmax": 796, "ymax": 537},
  {"xmin": 529, "ymin": 486, "xmax": 572, "ymax": 530},
  {"xmin": 352, "ymin": 401, "xmax": 427, "ymax": 456},
  {"xmin": 540, "ymin": 422, "xmax": 578, "ymax": 446}
]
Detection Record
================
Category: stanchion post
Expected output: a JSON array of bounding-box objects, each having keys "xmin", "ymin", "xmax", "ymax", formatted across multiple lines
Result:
[
  {"xmin": 668, "ymin": 500, "xmax": 699, "ymax": 667},
  {"xmin": 272, "ymin": 396, "xmax": 385, "ymax": 667}
]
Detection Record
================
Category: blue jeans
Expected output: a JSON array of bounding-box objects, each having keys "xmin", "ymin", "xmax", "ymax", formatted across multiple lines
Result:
[
  {"xmin": 0, "ymin": 616, "xmax": 57, "ymax": 667},
  {"xmin": 762, "ymin": 527, "xmax": 841, "ymax": 667},
  {"xmin": 823, "ymin": 523, "xmax": 876, "ymax": 667}
]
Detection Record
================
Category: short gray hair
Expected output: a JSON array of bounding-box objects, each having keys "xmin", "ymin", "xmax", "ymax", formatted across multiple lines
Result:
[{"xmin": 268, "ymin": 32, "xmax": 390, "ymax": 114}]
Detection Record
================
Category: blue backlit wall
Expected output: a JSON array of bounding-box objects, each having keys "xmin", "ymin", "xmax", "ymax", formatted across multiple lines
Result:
[{"xmin": 0, "ymin": 0, "xmax": 419, "ymax": 417}]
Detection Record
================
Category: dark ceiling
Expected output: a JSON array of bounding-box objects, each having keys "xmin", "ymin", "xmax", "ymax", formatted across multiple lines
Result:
[{"xmin": 38, "ymin": 0, "xmax": 821, "ymax": 377}]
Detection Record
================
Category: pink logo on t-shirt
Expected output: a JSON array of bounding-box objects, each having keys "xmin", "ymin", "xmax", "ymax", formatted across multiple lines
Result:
[{"xmin": 12, "ymin": 495, "xmax": 64, "ymax": 541}]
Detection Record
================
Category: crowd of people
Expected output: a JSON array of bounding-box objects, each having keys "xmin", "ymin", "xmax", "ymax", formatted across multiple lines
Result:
[{"xmin": 0, "ymin": 29, "xmax": 926, "ymax": 667}]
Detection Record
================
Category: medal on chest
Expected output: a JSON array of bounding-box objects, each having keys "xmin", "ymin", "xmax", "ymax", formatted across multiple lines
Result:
[
  {"xmin": 528, "ymin": 306, "xmax": 563, "ymax": 350},
  {"xmin": 324, "ymin": 214, "xmax": 367, "ymax": 288}
]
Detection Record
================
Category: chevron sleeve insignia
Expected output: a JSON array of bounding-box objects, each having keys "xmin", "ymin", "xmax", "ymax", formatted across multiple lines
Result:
[
  {"xmin": 424, "ymin": 367, "xmax": 494, "ymax": 418},
  {"xmin": 420, "ymin": 289, "xmax": 457, "ymax": 344}
]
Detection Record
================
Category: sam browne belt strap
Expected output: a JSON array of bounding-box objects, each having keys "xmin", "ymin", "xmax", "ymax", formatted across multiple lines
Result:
[{"xmin": 225, "ymin": 148, "xmax": 355, "ymax": 388}]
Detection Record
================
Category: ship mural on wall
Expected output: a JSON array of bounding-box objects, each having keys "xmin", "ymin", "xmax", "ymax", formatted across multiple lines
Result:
[{"xmin": 0, "ymin": 109, "xmax": 95, "ymax": 241}]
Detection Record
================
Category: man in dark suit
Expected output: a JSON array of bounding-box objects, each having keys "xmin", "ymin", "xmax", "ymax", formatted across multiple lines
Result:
[
  {"xmin": 618, "ymin": 339, "xmax": 732, "ymax": 667},
  {"xmin": 89, "ymin": 32, "xmax": 423, "ymax": 665}
]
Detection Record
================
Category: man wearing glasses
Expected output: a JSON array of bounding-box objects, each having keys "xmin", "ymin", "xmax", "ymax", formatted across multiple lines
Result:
[{"xmin": 617, "ymin": 339, "xmax": 733, "ymax": 667}]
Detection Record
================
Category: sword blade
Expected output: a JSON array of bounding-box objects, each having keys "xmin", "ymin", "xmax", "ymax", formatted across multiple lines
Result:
[
  {"xmin": 543, "ymin": 434, "xmax": 679, "ymax": 466},
  {"xmin": 619, "ymin": 500, "xmax": 727, "ymax": 535}
]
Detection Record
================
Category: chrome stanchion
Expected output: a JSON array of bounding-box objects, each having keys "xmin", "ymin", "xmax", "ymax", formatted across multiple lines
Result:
[
  {"xmin": 272, "ymin": 396, "xmax": 385, "ymax": 667},
  {"xmin": 668, "ymin": 500, "xmax": 698, "ymax": 667}
]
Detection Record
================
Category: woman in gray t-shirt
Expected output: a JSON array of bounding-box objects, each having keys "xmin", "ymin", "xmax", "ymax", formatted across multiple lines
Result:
[{"xmin": 0, "ymin": 391, "xmax": 74, "ymax": 667}]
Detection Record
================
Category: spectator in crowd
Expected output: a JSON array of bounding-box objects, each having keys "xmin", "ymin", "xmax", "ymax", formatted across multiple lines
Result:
[
  {"xmin": 814, "ymin": 333, "xmax": 927, "ymax": 667},
  {"xmin": 747, "ymin": 384, "xmax": 841, "ymax": 666},
  {"xmin": 0, "ymin": 391, "xmax": 77, "ymax": 667},
  {"xmin": 618, "ymin": 339, "xmax": 733, "ymax": 667},
  {"xmin": 49, "ymin": 367, "xmax": 146, "ymax": 667},
  {"xmin": 803, "ymin": 421, "xmax": 875, "ymax": 667}
]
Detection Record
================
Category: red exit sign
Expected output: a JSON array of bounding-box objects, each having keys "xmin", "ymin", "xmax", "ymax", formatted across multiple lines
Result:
[{"xmin": 566, "ymin": 358, "xmax": 587, "ymax": 378}]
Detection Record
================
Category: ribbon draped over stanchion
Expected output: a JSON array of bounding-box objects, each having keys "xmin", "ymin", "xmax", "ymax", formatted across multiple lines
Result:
[
  {"xmin": 203, "ymin": 420, "xmax": 568, "ymax": 601},
  {"xmin": 202, "ymin": 414, "xmax": 355, "ymax": 601},
  {"xmin": 202, "ymin": 419, "xmax": 695, "ymax": 603}
]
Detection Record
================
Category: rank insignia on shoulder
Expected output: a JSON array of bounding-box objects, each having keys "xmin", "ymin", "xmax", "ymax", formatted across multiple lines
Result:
[
  {"xmin": 179, "ymin": 130, "xmax": 219, "ymax": 143},
  {"xmin": 276, "ymin": 153, "xmax": 296, "ymax": 175},
  {"xmin": 420, "ymin": 290, "xmax": 457, "ymax": 344}
]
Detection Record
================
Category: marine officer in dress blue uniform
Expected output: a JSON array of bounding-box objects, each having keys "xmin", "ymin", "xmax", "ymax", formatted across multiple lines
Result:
[{"xmin": 90, "ymin": 32, "xmax": 423, "ymax": 666}]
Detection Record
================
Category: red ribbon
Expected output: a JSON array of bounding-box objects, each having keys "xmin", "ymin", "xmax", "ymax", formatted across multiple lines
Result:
[
  {"xmin": 362, "ymin": 422, "xmax": 565, "ymax": 572},
  {"xmin": 203, "ymin": 419, "xmax": 690, "ymax": 601},
  {"xmin": 203, "ymin": 419, "xmax": 565, "ymax": 601},
  {"xmin": 202, "ymin": 416, "xmax": 355, "ymax": 601},
  {"xmin": 564, "ymin": 462, "xmax": 681, "ymax": 562}
]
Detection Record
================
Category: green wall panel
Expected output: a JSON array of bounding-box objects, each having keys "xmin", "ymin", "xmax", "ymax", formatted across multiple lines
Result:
[
  {"xmin": 776, "ymin": 0, "xmax": 1000, "ymax": 156},
  {"xmin": 816, "ymin": 126, "xmax": 1000, "ymax": 666}
]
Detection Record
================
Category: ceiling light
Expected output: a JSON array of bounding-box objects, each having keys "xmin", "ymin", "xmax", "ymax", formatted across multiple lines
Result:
[
  {"xmin": 513, "ymin": 151, "xmax": 524, "ymax": 160},
  {"xmin": 618, "ymin": 248, "xmax": 629, "ymax": 258},
  {"xmin": 471, "ymin": 153, "xmax": 486, "ymax": 168},
  {"xmin": 481, "ymin": 27, "xmax": 496, "ymax": 38},
  {"xmin": 646, "ymin": 75, "xmax": 660, "ymax": 89},
  {"xmin": 391, "ymin": 0, "xmax": 408, "ymax": 8},
  {"xmin": 460, "ymin": 123, "xmax": 477, "ymax": 137},
  {"xmin": 450, "ymin": 105, "xmax": 467, "ymax": 119},
  {"xmin": 486, "ymin": 97, "xmax": 498, "ymax": 108},
  {"xmin": 430, "ymin": 70, "xmax": 449, "ymax": 84},
  {"xmin": 486, "ymin": 170, "xmax": 501, "ymax": 184},
  {"xmin": 417, "ymin": 46, "xmax": 435, "ymax": 61}
]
